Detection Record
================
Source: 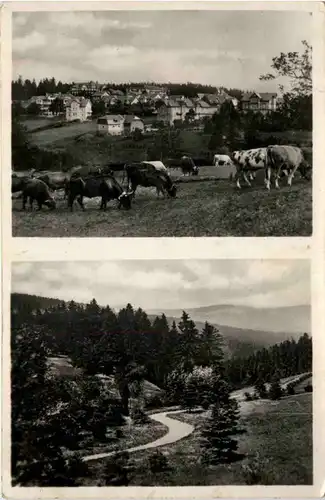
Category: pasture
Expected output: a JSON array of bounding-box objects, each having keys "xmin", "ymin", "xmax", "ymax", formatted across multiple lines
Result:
[
  {"xmin": 84, "ymin": 393, "xmax": 312, "ymax": 486},
  {"xmin": 29, "ymin": 120, "xmax": 97, "ymax": 147},
  {"xmin": 12, "ymin": 167, "xmax": 312, "ymax": 237}
]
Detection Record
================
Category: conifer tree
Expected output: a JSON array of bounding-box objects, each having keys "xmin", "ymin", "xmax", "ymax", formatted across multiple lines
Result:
[
  {"xmin": 201, "ymin": 398, "xmax": 246, "ymax": 465},
  {"xmin": 269, "ymin": 375, "xmax": 283, "ymax": 400}
]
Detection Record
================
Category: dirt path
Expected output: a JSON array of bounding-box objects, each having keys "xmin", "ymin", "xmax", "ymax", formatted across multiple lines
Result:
[{"xmin": 83, "ymin": 409, "xmax": 194, "ymax": 462}]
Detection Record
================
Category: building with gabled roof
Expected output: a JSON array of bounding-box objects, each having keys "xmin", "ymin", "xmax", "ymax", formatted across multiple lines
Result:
[
  {"xmin": 241, "ymin": 91, "xmax": 278, "ymax": 114},
  {"xmin": 66, "ymin": 97, "xmax": 92, "ymax": 121}
]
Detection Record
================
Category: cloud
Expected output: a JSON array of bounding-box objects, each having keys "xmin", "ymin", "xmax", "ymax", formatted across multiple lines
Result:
[
  {"xmin": 13, "ymin": 31, "xmax": 47, "ymax": 54},
  {"xmin": 12, "ymin": 10, "xmax": 311, "ymax": 89},
  {"xmin": 11, "ymin": 260, "xmax": 310, "ymax": 315}
]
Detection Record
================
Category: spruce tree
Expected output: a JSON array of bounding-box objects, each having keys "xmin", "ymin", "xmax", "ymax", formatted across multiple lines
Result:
[
  {"xmin": 254, "ymin": 378, "xmax": 267, "ymax": 399},
  {"xmin": 269, "ymin": 375, "xmax": 283, "ymax": 400},
  {"xmin": 201, "ymin": 398, "xmax": 246, "ymax": 465}
]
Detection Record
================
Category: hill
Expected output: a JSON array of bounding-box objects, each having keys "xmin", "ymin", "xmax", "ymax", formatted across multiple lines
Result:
[
  {"xmin": 148, "ymin": 304, "xmax": 310, "ymax": 335},
  {"xmin": 11, "ymin": 293, "xmax": 306, "ymax": 360}
]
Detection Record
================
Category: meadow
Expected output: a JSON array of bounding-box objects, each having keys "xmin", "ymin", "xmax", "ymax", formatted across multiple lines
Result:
[{"xmin": 12, "ymin": 173, "xmax": 312, "ymax": 237}]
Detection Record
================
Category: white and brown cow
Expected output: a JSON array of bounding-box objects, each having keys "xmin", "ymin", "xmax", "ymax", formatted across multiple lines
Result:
[
  {"xmin": 265, "ymin": 145, "xmax": 308, "ymax": 190},
  {"xmin": 231, "ymin": 148, "xmax": 267, "ymax": 189}
]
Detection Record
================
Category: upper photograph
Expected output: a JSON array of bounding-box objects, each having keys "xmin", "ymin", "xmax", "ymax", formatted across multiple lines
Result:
[{"xmin": 11, "ymin": 9, "xmax": 313, "ymax": 237}]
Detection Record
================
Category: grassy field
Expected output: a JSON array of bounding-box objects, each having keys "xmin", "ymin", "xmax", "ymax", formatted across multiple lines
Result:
[
  {"xmin": 29, "ymin": 120, "xmax": 97, "ymax": 146},
  {"xmin": 12, "ymin": 173, "xmax": 312, "ymax": 237},
  {"xmin": 106, "ymin": 393, "xmax": 311, "ymax": 486}
]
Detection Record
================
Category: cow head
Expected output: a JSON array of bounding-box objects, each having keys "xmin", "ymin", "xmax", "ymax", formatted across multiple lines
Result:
[
  {"xmin": 44, "ymin": 198, "xmax": 56, "ymax": 210},
  {"xmin": 167, "ymin": 184, "xmax": 177, "ymax": 198},
  {"xmin": 117, "ymin": 190, "xmax": 133, "ymax": 210},
  {"xmin": 192, "ymin": 166, "xmax": 199, "ymax": 176}
]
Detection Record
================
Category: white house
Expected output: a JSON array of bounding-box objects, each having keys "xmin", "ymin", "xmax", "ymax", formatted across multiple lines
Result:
[
  {"xmin": 66, "ymin": 98, "xmax": 92, "ymax": 122},
  {"xmin": 97, "ymin": 115, "xmax": 125, "ymax": 135},
  {"xmin": 124, "ymin": 115, "xmax": 145, "ymax": 134}
]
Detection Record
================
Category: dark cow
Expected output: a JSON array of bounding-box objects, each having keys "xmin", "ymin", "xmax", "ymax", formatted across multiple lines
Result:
[
  {"xmin": 180, "ymin": 155, "xmax": 199, "ymax": 176},
  {"xmin": 232, "ymin": 148, "xmax": 267, "ymax": 189},
  {"xmin": 67, "ymin": 174, "xmax": 132, "ymax": 211},
  {"xmin": 265, "ymin": 145, "xmax": 309, "ymax": 189},
  {"xmin": 21, "ymin": 178, "xmax": 56, "ymax": 211},
  {"xmin": 125, "ymin": 163, "xmax": 177, "ymax": 198},
  {"xmin": 12, "ymin": 174, "xmax": 30, "ymax": 193}
]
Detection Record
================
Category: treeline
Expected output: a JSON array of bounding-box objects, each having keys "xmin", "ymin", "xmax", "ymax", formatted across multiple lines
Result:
[
  {"xmin": 11, "ymin": 294, "xmax": 311, "ymax": 395},
  {"xmin": 11, "ymin": 297, "xmax": 225, "ymax": 397},
  {"xmin": 12, "ymin": 76, "xmax": 244, "ymax": 101},
  {"xmin": 12, "ymin": 76, "xmax": 71, "ymax": 101},
  {"xmin": 226, "ymin": 333, "xmax": 312, "ymax": 389}
]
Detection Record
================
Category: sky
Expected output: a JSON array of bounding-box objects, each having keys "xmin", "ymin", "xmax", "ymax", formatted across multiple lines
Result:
[
  {"xmin": 12, "ymin": 10, "xmax": 312, "ymax": 90},
  {"xmin": 11, "ymin": 259, "xmax": 310, "ymax": 312}
]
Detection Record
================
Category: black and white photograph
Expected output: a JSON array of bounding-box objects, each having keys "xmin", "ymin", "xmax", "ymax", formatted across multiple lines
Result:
[
  {"xmin": 11, "ymin": 8, "xmax": 313, "ymax": 237},
  {"xmin": 10, "ymin": 259, "xmax": 312, "ymax": 487}
]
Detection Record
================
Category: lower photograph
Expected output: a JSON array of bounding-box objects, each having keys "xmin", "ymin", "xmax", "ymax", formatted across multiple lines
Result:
[{"xmin": 10, "ymin": 259, "xmax": 312, "ymax": 487}]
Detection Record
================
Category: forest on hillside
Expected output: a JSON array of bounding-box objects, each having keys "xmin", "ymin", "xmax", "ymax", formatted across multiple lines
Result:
[{"xmin": 11, "ymin": 293, "xmax": 312, "ymax": 486}]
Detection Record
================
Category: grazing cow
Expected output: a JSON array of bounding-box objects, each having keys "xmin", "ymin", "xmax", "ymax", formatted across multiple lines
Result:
[
  {"xmin": 12, "ymin": 174, "xmax": 31, "ymax": 193},
  {"xmin": 265, "ymin": 145, "xmax": 308, "ymax": 190},
  {"xmin": 67, "ymin": 174, "xmax": 132, "ymax": 211},
  {"xmin": 180, "ymin": 156, "xmax": 199, "ymax": 176},
  {"xmin": 21, "ymin": 178, "xmax": 56, "ymax": 211},
  {"xmin": 213, "ymin": 154, "xmax": 233, "ymax": 167},
  {"xmin": 232, "ymin": 148, "xmax": 267, "ymax": 189},
  {"xmin": 125, "ymin": 162, "xmax": 177, "ymax": 198},
  {"xmin": 36, "ymin": 171, "xmax": 69, "ymax": 196}
]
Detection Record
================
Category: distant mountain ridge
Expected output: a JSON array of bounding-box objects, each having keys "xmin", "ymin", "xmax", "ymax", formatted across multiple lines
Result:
[
  {"xmin": 11, "ymin": 293, "xmax": 310, "ymax": 359},
  {"xmin": 148, "ymin": 303, "xmax": 310, "ymax": 335}
]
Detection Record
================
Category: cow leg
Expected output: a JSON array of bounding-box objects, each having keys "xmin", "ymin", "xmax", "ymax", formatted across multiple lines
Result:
[
  {"xmin": 234, "ymin": 170, "xmax": 241, "ymax": 189},
  {"xmin": 22, "ymin": 194, "xmax": 28, "ymax": 210},
  {"xmin": 77, "ymin": 195, "xmax": 85, "ymax": 211},
  {"xmin": 265, "ymin": 167, "xmax": 271, "ymax": 190},
  {"xmin": 287, "ymin": 171, "xmax": 294, "ymax": 187},
  {"xmin": 243, "ymin": 171, "xmax": 252, "ymax": 187},
  {"xmin": 29, "ymin": 197, "xmax": 34, "ymax": 210}
]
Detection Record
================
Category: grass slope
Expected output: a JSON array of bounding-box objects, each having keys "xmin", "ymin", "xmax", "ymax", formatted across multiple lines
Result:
[
  {"xmin": 12, "ymin": 177, "xmax": 312, "ymax": 237},
  {"xmin": 122, "ymin": 393, "xmax": 312, "ymax": 486}
]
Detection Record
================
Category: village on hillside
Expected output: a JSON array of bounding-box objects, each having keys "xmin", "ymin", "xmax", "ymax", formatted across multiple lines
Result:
[{"xmin": 13, "ymin": 80, "xmax": 281, "ymax": 135}]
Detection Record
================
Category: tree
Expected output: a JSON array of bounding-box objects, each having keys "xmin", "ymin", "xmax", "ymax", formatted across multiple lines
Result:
[
  {"xmin": 105, "ymin": 452, "xmax": 132, "ymax": 486},
  {"xmin": 260, "ymin": 40, "xmax": 312, "ymax": 97},
  {"xmin": 201, "ymin": 398, "xmax": 246, "ymax": 465},
  {"xmin": 92, "ymin": 100, "xmax": 106, "ymax": 116},
  {"xmin": 49, "ymin": 98, "xmax": 64, "ymax": 115},
  {"xmin": 11, "ymin": 324, "xmax": 89, "ymax": 486},
  {"xmin": 178, "ymin": 311, "xmax": 199, "ymax": 371},
  {"xmin": 27, "ymin": 102, "xmax": 41, "ymax": 115},
  {"xmin": 185, "ymin": 108, "xmax": 196, "ymax": 123},
  {"xmin": 268, "ymin": 375, "xmax": 283, "ymax": 400},
  {"xmin": 254, "ymin": 378, "xmax": 267, "ymax": 399},
  {"xmin": 197, "ymin": 322, "xmax": 224, "ymax": 369}
]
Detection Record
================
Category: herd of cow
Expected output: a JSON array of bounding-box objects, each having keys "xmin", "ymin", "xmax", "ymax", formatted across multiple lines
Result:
[{"xmin": 11, "ymin": 145, "xmax": 311, "ymax": 212}]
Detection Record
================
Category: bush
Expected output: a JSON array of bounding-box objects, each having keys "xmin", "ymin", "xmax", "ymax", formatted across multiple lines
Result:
[
  {"xmin": 304, "ymin": 383, "xmax": 313, "ymax": 393},
  {"xmin": 242, "ymin": 453, "xmax": 270, "ymax": 485},
  {"xmin": 148, "ymin": 450, "xmax": 170, "ymax": 474},
  {"xmin": 202, "ymin": 398, "xmax": 210, "ymax": 410},
  {"xmin": 131, "ymin": 407, "xmax": 149, "ymax": 424},
  {"xmin": 244, "ymin": 392, "xmax": 253, "ymax": 401},
  {"xmin": 145, "ymin": 394, "xmax": 165, "ymax": 410},
  {"xmin": 287, "ymin": 384, "xmax": 295, "ymax": 396}
]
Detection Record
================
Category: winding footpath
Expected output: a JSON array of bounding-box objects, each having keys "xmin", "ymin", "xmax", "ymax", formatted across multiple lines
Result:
[
  {"xmin": 83, "ymin": 409, "xmax": 194, "ymax": 462},
  {"xmin": 83, "ymin": 373, "xmax": 311, "ymax": 463}
]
